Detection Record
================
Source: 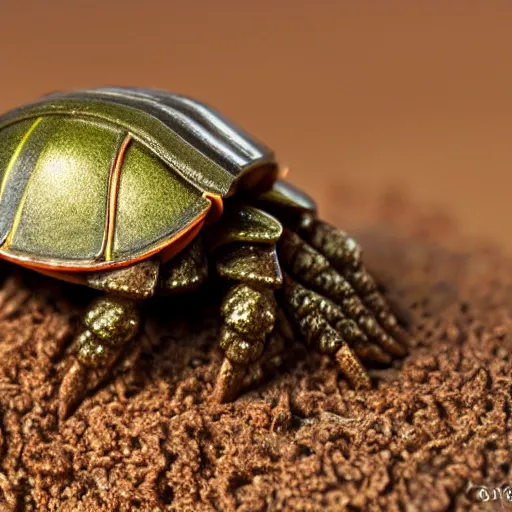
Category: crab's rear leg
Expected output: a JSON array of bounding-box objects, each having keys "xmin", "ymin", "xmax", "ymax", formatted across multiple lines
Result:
[
  {"xmin": 296, "ymin": 215, "xmax": 409, "ymax": 345},
  {"xmin": 278, "ymin": 230, "xmax": 407, "ymax": 358},
  {"xmin": 59, "ymin": 295, "xmax": 142, "ymax": 419},
  {"xmin": 281, "ymin": 274, "xmax": 371, "ymax": 389}
]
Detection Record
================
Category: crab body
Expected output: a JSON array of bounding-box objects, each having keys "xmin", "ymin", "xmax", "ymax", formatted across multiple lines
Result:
[
  {"xmin": 0, "ymin": 88, "xmax": 408, "ymax": 417},
  {"xmin": 0, "ymin": 88, "xmax": 279, "ymax": 271}
]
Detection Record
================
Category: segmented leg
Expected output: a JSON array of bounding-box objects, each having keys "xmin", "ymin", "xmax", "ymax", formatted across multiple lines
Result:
[
  {"xmin": 308, "ymin": 286, "xmax": 392, "ymax": 364},
  {"xmin": 256, "ymin": 180, "xmax": 408, "ymax": 389},
  {"xmin": 214, "ymin": 318, "xmax": 288, "ymax": 402},
  {"xmin": 281, "ymin": 275, "xmax": 371, "ymax": 389},
  {"xmin": 208, "ymin": 183, "xmax": 410, "ymax": 399},
  {"xmin": 297, "ymin": 216, "xmax": 408, "ymax": 345},
  {"xmin": 206, "ymin": 203, "xmax": 288, "ymax": 402},
  {"xmin": 59, "ymin": 259, "xmax": 161, "ymax": 419},
  {"xmin": 297, "ymin": 213, "xmax": 362, "ymax": 270},
  {"xmin": 75, "ymin": 296, "xmax": 140, "ymax": 366},
  {"xmin": 279, "ymin": 229, "xmax": 407, "ymax": 358},
  {"xmin": 59, "ymin": 296, "xmax": 141, "ymax": 419},
  {"xmin": 213, "ymin": 283, "xmax": 279, "ymax": 401}
]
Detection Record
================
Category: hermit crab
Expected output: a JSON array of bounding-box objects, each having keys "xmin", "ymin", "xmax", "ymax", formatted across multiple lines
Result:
[{"xmin": 0, "ymin": 87, "xmax": 408, "ymax": 410}]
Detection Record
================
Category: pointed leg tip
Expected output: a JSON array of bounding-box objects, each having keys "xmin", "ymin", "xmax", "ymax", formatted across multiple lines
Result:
[
  {"xmin": 334, "ymin": 345, "xmax": 372, "ymax": 390},
  {"xmin": 211, "ymin": 358, "xmax": 246, "ymax": 403},
  {"xmin": 355, "ymin": 376, "xmax": 372, "ymax": 390},
  {"xmin": 390, "ymin": 330, "xmax": 410, "ymax": 356},
  {"xmin": 58, "ymin": 359, "xmax": 88, "ymax": 421}
]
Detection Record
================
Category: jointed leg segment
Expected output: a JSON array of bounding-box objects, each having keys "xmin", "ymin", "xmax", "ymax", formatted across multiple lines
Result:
[
  {"xmin": 59, "ymin": 295, "xmax": 141, "ymax": 420},
  {"xmin": 213, "ymin": 283, "xmax": 283, "ymax": 401},
  {"xmin": 258, "ymin": 181, "xmax": 408, "ymax": 391},
  {"xmin": 281, "ymin": 274, "xmax": 371, "ymax": 389},
  {"xmin": 212, "ymin": 234, "xmax": 286, "ymax": 401},
  {"xmin": 219, "ymin": 284, "xmax": 276, "ymax": 364},
  {"xmin": 279, "ymin": 228, "xmax": 406, "ymax": 358},
  {"xmin": 298, "ymin": 216, "xmax": 408, "ymax": 349},
  {"xmin": 75, "ymin": 296, "xmax": 140, "ymax": 367}
]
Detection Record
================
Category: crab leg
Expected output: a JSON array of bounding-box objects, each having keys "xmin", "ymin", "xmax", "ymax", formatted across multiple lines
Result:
[
  {"xmin": 278, "ymin": 229, "xmax": 407, "ymax": 357},
  {"xmin": 214, "ymin": 315, "xmax": 289, "ymax": 403},
  {"xmin": 309, "ymin": 288, "xmax": 392, "ymax": 364},
  {"xmin": 59, "ymin": 240, "xmax": 212, "ymax": 419},
  {"xmin": 211, "ymin": 240, "xmax": 287, "ymax": 402},
  {"xmin": 297, "ymin": 213, "xmax": 363, "ymax": 270},
  {"xmin": 281, "ymin": 274, "xmax": 371, "ymax": 388},
  {"xmin": 59, "ymin": 296, "xmax": 141, "ymax": 420},
  {"xmin": 298, "ymin": 216, "xmax": 409, "ymax": 345}
]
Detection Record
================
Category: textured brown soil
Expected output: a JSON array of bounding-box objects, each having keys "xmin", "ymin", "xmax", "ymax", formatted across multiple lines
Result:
[{"xmin": 0, "ymin": 188, "xmax": 511, "ymax": 511}]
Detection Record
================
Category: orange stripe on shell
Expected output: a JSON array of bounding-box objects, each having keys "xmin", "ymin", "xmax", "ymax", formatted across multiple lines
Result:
[{"xmin": 102, "ymin": 133, "xmax": 133, "ymax": 261}]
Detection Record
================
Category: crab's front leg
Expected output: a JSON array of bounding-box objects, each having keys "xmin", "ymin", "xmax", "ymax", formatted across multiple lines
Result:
[
  {"xmin": 59, "ymin": 240, "xmax": 210, "ymax": 419},
  {"xmin": 74, "ymin": 297, "xmax": 140, "ymax": 367},
  {"xmin": 257, "ymin": 180, "xmax": 409, "ymax": 387},
  {"xmin": 203, "ymin": 207, "xmax": 288, "ymax": 401},
  {"xmin": 212, "ymin": 243, "xmax": 288, "ymax": 402}
]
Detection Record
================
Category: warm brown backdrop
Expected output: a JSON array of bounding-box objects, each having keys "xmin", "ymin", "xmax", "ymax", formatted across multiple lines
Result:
[{"xmin": 2, "ymin": 1, "xmax": 511, "ymax": 248}]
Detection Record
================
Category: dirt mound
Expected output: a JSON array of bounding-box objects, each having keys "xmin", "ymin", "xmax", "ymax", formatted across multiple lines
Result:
[{"xmin": 0, "ymin": 188, "xmax": 510, "ymax": 511}]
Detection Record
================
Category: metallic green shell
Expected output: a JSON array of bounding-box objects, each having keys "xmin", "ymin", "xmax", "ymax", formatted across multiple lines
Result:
[{"xmin": 0, "ymin": 88, "xmax": 278, "ymax": 270}]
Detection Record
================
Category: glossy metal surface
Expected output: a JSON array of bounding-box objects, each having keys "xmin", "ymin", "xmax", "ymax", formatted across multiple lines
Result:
[
  {"xmin": 0, "ymin": 87, "xmax": 277, "ymax": 196},
  {"xmin": 258, "ymin": 180, "xmax": 317, "ymax": 215},
  {"xmin": 0, "ymin": 88, "xmax": 278, "ymax": 271},
  {"xmin": 9, "ymin": 117, "xmax": 118, "ymax": 260},
  {"xmin": 206, "ymin": 205, "xmax": 283, "ymax": 251},
  {"xmin": 58, "ymin": 88, "xmax": 275, "ymax": 186},
  {"xmin": 113, "ymin": 140, "xmax": 209, "ymax": 260},
  {"xmin": 0, "ymin": 118, "xmax": 43, "ymax": 245}
]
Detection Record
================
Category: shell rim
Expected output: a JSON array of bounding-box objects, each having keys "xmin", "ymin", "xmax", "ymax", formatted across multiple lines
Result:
[{"xmin": 0, "ymin": 202, "xmax": 210, "ymax": 273}]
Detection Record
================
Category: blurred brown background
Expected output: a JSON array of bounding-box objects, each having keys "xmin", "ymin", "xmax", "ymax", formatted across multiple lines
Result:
[{"xmin": 2, "ymin": 1, "xmax": 511, "ymax": 248}]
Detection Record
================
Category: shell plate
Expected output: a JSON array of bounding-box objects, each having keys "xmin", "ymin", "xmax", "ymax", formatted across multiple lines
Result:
[{"xmin": 0, "ymin": 88, "xmax": 277, "ymax": 271}]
